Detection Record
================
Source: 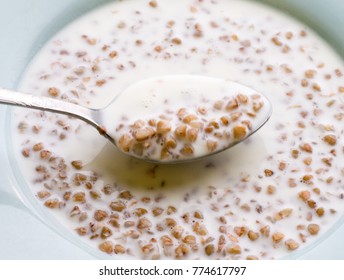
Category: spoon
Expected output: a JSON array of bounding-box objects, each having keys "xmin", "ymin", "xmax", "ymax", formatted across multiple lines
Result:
[{"xmin": 0, "ymin": 75, "xmax": 272, "ymax": 163}]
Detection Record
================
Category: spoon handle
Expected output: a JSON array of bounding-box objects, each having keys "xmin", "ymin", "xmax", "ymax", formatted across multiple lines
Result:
[{"xmin": 0, "ymin": 88, "xmax": 99, "ymax": 128}]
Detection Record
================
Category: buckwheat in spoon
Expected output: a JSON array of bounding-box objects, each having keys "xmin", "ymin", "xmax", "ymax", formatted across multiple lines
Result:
[{"xmin": 0, "ymin": 75, "xmax": 272, "ymax": 163}]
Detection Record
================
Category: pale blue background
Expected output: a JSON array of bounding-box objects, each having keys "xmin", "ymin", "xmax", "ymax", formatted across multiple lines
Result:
[{"xmin": 0, "ymin": 0, "xmax": 343, "ymax": 259}]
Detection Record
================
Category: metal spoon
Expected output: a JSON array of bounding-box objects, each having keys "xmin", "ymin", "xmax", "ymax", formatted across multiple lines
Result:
[{"xmin": 0, "ymin": 75, "xmax": 272, "ymax": 164}]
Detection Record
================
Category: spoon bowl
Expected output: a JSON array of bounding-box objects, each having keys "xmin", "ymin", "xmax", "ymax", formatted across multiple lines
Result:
[{"xmin": 0, "ymin": 75, "xmax": 272, "ymax": 163}]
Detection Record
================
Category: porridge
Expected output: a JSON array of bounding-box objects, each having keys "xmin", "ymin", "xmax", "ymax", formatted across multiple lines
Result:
[
  {"xmin": 11, "ymin": 0, "xmax": 344, "ymax": 259},
  {"xmin": 103, "ymin": 76, "xmax": 271, "ymax": 162}
]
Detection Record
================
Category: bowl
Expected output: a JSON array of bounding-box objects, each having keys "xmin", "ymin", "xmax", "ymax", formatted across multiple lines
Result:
[{"xmin": 1, "ymin": 0, "xmax": 344, "ymax": 259}]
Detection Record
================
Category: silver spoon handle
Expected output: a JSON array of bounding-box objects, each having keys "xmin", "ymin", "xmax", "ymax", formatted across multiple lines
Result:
[{"xmin": 0, "ymin": 88, "xmax": 99, "ymax": 128}]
